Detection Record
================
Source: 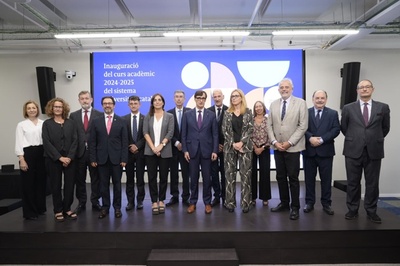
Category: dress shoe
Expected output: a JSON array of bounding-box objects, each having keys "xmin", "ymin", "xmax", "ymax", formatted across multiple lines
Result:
[
  {"xmin": 126, "ymin": 203, "xmax": 135, "ymax": 211},
  {"xmin": 205, "ymin": 204, "xmax": 212, "ymax": 214},
  {"xmin": 92, "ymin": 204, "xmax": 102, "ymax": 211},
  {"xmin": 183, "ymin": 199, "xmax": 190, "ymax": 207},
  {"xmin": 25, "ymin": 216, "xmax": 38, "ymax": 220},
  {"xmin": 303, "ymin": 204, "xmax": 314, "ymax": 213},
  {"xmin": 187, "ymin": 204, "xmax": 196, "ymax": 214},
  {"xmin": 322, "ymin": 205, "xmax": 334, "ymax": 215},
  {"xmin": 289, "ymin": 209, "xmax": 300, "ymax": 220},
  {"xmin": 345, "ymin": 211, "xmax": 358, "ymax": 220},
  {"xmin": 98, "ymin": 209, "xmax": 108, "ymax": 219},
  {"xmin": 242, "ymin": 207, "xmax": 250, "ymax": 213},
  {"xmin": 367, "ymin": 213, "xmax": 382, "ymax": 224},
  {"xmin": 115, "ymin": 209, "xmax": 122, "ymax": 218},
  {"xmin": 136, "ymin": 201, "xmax": 143, "ymax": 210},
  {"xmin": 271, "ymin": 203, "xmax": 290, "ymax": 212},
  {"xmin": 74, "ymin": 204, "xmax": 86, "ymax": 214},
  {"xmin": 228, "ymin": 208, "xmax": 234, "ymax": 213},
  {"xmin": 211, "ymin": 198, "xmax": 220, "ymax": 207},
  {"xmin": 166, "ymin": 197, "xmax": 179, "ymax": 207}
]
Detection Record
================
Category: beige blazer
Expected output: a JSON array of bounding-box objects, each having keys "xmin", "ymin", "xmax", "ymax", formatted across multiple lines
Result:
[{"xmin": 267, "ymin": 96, "xmax": 308, "ymax": 152}]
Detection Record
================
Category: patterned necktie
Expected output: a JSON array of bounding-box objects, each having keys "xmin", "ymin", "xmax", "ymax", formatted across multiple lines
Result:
[
  {"xmin": 316, "ymin": 110, "xmax": 321, "ymax": 126},
  {"xmin": 83, "ymin": 110, "xmax": 89, "ymax": 132},
  {"xmin": 106, "ymin": 115, "xmax": 112, "ymax": 135},
  {"xmin": 363, "ymin": 103, "xmax": 369, "ymax": 126},
  {"xmin": 217, "ymin": 107, "xmax": 221, "ymax": 121},
  {"xmin": 132, "ymin": 115, "xmax": 138, "ymax": 142},
  {"xmin": 197, "ymin": 110, "xmax": 202, "ymax": 129},
  {"xmin": 178, "ymin": 109, "xmax": 182, "ymax": 131},
  {"xmin": 281, "ymin": 100, "xmax": 287, "ymax": 121}
]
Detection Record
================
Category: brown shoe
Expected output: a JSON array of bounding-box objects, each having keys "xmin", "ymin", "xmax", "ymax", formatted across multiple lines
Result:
[
  {"xmin": 205, "ymin": 204, "xmax": 212, "ymax": 214},
  {"xmin": 187, "ymin": 204, "xmax": 196, "ymax": 214}
]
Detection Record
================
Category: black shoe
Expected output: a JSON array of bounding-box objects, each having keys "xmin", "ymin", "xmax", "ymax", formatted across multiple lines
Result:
[
  {"xmin": 228, "ymin": 208, "xmax": 234, "ymax": 213},
  {"xmin": 74, "ymin": 204, "xmax": 86, "ymax": 214},
  {"xmin": 25, "ymin": 216, "xmax": 38, "ymax": 220},
  {"xmin": 367, "ymin": 213, "xmax": 382, "ymax": 224},
  {"xmin": 166, "ymin": 197, "xmax": 178, "ymax": 207},
  {"xmin": 322, "ymin": 205, "xmax": 334, "ymax": 215},
  {"xmin": 115, "ymin": 209, "xmax": 122, "ymax": 218},
  {"xmin": 289, "ymin": 209, "xmax": 299, "ymax": 220},
  {"xmin": 126, "ymin": 203, "xmax": 135, "ymax": 211},
  {"xmin": 242, "ymin": 207, "xmax": 250, "ymax": 213},
  {"xmin": 271, "ymin": 203, "xmax": 290, "ymax": 212},
  {"xmin": 92, "ymin": 204, "xmax": 102, "ymax": 211},
  {"xmin": 303, "ymin": 204, "xmax": 314, "ymax": 213},
  {"xmin": 345, "ymin": 211, "xmax": 358, "ymax": 220},
  {"xmin": 182, "ymin": 199, "xmax": 190, "ymax": 207},
  {"xmin": 136, "ymin": 201, "xmax": 144, "ymax": 210},
  {"xmin": 211, "ymin": 198, "xmax": 220, "ymax": 207},
  {"xmin": 98, "ymin": 209, "xmax": 108, "ymax": 219}
]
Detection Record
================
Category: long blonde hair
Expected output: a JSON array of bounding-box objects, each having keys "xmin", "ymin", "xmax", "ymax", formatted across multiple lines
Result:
[{"xmin": 227, "ymin": 89, "xmax": 247, "ymax": 115}]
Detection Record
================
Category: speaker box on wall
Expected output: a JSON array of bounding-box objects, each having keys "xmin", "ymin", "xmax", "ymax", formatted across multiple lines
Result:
[
  {"xmin": 36, "ymin": 66, "xmax": 56, "ymax": 113},
  {"xmin": 340, "ymin": 62, "xmax": 361, "ymax": 109}
]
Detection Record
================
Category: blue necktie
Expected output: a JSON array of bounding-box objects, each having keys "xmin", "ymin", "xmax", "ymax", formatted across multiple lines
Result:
[
  {"xmin": 197, "ymin": 110, "xmax": 202, "ymax": 129},
  {"xmin": 316, "ymin": 110, "xmax": 321, "ymax": 126},
  {"xmin": 132, "ymin": 115, "xmax": 138, "ymax": 142},
  {"xmin": 178, "ymin": 109, "xmax": 182, "ymax": 131},
  {"xmin": 281, "ymin": 100, "xmax": 287, "ymax": 121}
]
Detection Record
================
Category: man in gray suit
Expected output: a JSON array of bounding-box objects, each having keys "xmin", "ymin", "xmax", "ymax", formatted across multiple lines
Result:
[
  {"xmin": 267, "ymin": 78, "xmax": 308, "ymax": 220},
  {"xmin": 341, "ymin": 79, "xmax": 390, "ymax": 224}
]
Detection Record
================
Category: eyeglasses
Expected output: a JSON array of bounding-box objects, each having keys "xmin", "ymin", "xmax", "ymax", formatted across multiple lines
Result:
[
  {"xmin": 53, "ymin": 106, "xmax": 63, "ymax": 109},
  {"xmin": 231, "ymin": 94, "xmax": 241, "ymax": 99},
  {"xmin": 103, "ymin": 102, "xmax": 114, "ymax": 105},
  {"xmin": 358, "ymin": 85, "xmax": 373, "ymax": 90},
  {"xmin": 195, "ymin": 97, "xmax": 206, "ymax": 100}
]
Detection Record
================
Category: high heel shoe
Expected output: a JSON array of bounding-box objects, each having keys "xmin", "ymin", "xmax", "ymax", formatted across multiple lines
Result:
[
  {"xmin": 158, "ymin": 201, "xmax": 165, "ymax": 214},
  {"xmin": 152, "ymin": 203, "xmax": 159, "ymax": 215}
]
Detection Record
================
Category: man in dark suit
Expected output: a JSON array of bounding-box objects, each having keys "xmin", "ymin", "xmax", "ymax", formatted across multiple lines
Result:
[
  {"xmin": 341, "ymin": 79, "xmax": 390, "ymax": 224},
  {"xmin": 303, "ymin": 90, "xmax": 340, "ymax": 215},
  {"xmin": 182, "ymin": 90, "xmax": 218, "ymax": 214},
  {"xmin": 122, "ymin": 96, "xmax": 145, "ymax": 211},
  {"xmin": 267, "ymin": 78, "xmax": 308, "ymax": 220},
  {"xmin": 166, "ymin": 90, "xmax": 191, "ymax": 207},
  {"xmin": 89, "ymin": 96, "xmax": 128, "ymax": 219},
  {"xmin": 207, "ymin": 89, "xmax": 228, "ymax": 207},
  {"xmin": 69, "ymin": 91, "xmax": 103, "ymax": 213}
]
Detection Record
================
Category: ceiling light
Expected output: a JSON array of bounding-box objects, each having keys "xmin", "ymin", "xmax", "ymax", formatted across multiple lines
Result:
[
  {"xmin": 163, "ymin": 31, "xmax": 250, "ymax": 37},
  {"xmin": 272, "ymin": 29, "xmax": 359, "ymax": 36},
  {"xmin": 54, "ymin": 32, "xmax": 140, "ymax": 39}
]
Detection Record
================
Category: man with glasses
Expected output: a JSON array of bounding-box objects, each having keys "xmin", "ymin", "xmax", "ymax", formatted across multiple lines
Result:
[
  {"xmin": 182, "ymin": 90, "xmax": 218, "ymax": 214},
  {"xmin": 341, "ymin": 79, "xmax": 390, "ymax": 224},
  {"xmin": 89, "ymin": 96, "xmax": 128, "ymax": 219}
]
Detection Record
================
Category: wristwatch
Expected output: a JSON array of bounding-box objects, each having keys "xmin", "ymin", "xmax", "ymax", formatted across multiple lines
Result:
[{"xmin": 162, "ymin": 142, "xmax": 166, "ymax": 147}]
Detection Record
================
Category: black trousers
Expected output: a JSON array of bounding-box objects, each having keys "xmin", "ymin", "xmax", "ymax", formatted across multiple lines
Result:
[
  {"xmin": 125, "ymin": 152, "xmax": 146, "ymax": 204},
  {"xmin": 75, "ymin": 148, "xmax": 100, "ymax": 206},
  {"xmin": 20, "ymin": 145, "xmax": 47, "ymax": 218},
  {"xmin": 274, "ymin": 150, "xmax": 300, "ymax": 209},
  {"xmin": 210, "ymin": 151, "xmax": 226, "ymax": 201},
  {"xmin": 169, "ymin": 150, "xmax": 190, "ymax": 201},
  {"xmin": 251, "ymin": 149, "xmax": 271, "ymax": 201},
  {"xmin": 145, "ymin": 155, "xmax": 170, "ymax": 203},
  {"xmin": 98, "ymin": 159, "xmax": 123, "ymax": 211}
]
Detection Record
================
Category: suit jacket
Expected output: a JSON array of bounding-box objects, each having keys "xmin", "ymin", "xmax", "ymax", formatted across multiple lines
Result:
[
  {"xmin": 89, "ymin": 114, "xmax": 129, "ymax": 165},
  {"xmin": 221, "ymin": 108, "xmax": 254, "ymax": 154},
  {"xmin": 143, "ymin": 111, "xmax": 174, "ymax": 158},
  {"xmin": 303, "ymin": 107, "xmax": 340, "ymax": 157},
  {"xmin": 42, "ymin": 118, "xmax": 78, "ymax": 161},
  {"xmin": 267, "ymin": 95, "xmax": 308, "ymax": 152},
  {"xmin": 208, "ymin": 104, "xmax": 228, "ymax": 145},
  {"xmin": 167, "ymin": 107, "xmax": 191, "ymax": 155},
  {"xmin": 69, "ymin": 108, "xmax": 103, "ymax": 158},
  {"xmin": 122, "ymin": 112, "xmax": 145, "ymax": 157},
  {"xmin": 341, "ymin": 100, "xmax": 390, "ymax": 160},
  {"xmin": 181, "ymin": 108, "xmax": 218, "ymax": 158}
]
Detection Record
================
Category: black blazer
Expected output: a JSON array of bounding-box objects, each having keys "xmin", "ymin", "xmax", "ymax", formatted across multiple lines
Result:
[
  {"xmin": 69, "ymin": 108, "xmax": 103, "ymax": 158},
  {"xmin": 341, "ymin": 100, "xmax": 390, "ymax": 160},
  {"xmin": 89, "ymin": 114, "xmax": 129, "ymax": 165},
  {"xmin": 122, "ymin": 112, "xmax": 145, "ymax": 157},
  {"xmin": 303, "ymin": 107, "xmax": 340, "ymax": 157},
  {"xmin": 207, "ymin": 105, "xmax": 228, "ymax": 145},
  {"xmin": 167, "ymin": 107, "xmax": 191, "ymax": 155}
]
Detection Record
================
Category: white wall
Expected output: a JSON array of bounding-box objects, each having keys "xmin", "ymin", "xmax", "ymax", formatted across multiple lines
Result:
[{"xmin": 1, "ymin": 50, "xmax": 399, "ymax": 196}]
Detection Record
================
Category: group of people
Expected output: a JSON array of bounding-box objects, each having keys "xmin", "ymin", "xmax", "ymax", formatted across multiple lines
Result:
[{"xmin": 15, "ymin": 77, "xmax": 390, "ymax": 224}]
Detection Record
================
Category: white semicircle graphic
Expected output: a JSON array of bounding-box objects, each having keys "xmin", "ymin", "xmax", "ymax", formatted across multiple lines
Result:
[
  {"xmin": 264, "ymin": 86, "xmax": 281, "ymax": 111},
  {"xmin": 210, "ymin": 62, "xmax": 237, "ymax": 88},
  {"xmin": 181, "ymin": 61, "xmax": 209, "ymax": 89},
  {"xmin": 237, "ymin": 61, "xmax": 290, "ymax": 87}
]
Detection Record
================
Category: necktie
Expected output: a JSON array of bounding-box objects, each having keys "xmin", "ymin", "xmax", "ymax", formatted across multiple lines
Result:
[
  {"xmin": 106, "ymin": 115, "xmax": 112, "ymax": 135},
  {"xmin": 132, "ymin": 115, "xmax": 138, "ymax": 142},
  {"xmin": 363, "ymin": 103, "xmax": 369, "ymax": 126},
  {"xmin": 83, "ymin": 110, "xmax": 89, "ymax": 132},
  {"xmin": 197, "ymin": 110, "xmax": 202, "ymax": 129},
  {"xmin": 281, "ymin": 100, "xmax": 287, "ymax": 121},
  {"xmin": 217, "ymin": 107, "xmax": 221, "ymax": 121},
  {"xmin": 178, "ymin": 109, "xmax": 182, "ymax": 131},
  {"xmin": 316, "ymin": 110, "xmax": 321, "ymax": 126}
]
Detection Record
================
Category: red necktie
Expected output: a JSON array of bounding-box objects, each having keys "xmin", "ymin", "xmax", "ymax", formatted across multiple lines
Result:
[
  {"xmin": 107, "ymin": 115, "xmax": 112, "ymax": 135},
  {"xmin": 83, "ymin": 110, "xmax": 89, "ymax": 132},
  {"xmin": 363, "ymin": 103, "xmax": 369, "ymax": 126}
]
